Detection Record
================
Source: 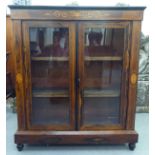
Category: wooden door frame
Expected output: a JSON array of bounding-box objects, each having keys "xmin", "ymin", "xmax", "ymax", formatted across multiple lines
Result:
[
  {"xmin": 126, "ymin": 21, "xmax": 142, "ymax": 130},
  {"xmin": 22, "ymin": 21, "xmax": 76, "ymax": 130},
  {"xmin": 77, "ymin": 21, "xmax": 131, "ymax": 130}
]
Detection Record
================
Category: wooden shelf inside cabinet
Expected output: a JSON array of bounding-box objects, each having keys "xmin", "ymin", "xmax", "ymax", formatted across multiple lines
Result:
[
  {"xmin": 31, "ymin": 56, "xmax": 69, "ymax": 61},
  {"xmin": 32, "ymin": 89, "xmax": 69, "ymax": 97},
  {"xmin": 84, "ymin": 56, "xmax": 122, "ymax": 61},
  {"xmin": 84, "ymin": 89, "xmax": 120, "ymax": 97}
]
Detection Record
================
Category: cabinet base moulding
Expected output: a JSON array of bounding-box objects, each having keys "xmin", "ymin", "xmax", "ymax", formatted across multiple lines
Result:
[{"xmin": 15, "ymin": 130, "xmax": 138, "ymax": 145}]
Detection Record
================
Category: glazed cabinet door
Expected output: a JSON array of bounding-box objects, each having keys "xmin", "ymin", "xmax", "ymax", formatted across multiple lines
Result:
[
  {"xmin": 78, "ymin": 22, "xmax": 130, "ymax": 130},
  {"xmin": 22, "ymin": 21, "xmax": 75, "ymax": 130}
]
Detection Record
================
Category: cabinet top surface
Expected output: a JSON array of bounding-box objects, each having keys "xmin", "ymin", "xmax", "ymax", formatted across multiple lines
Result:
[{"xmin": 9, "ymin": 5, "xmax": 146, "ymax": 10}]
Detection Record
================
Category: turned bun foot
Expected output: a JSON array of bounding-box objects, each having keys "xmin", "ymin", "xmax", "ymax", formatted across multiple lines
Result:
[
  {"xmin": 128, "ymin": 143, "xmax": 136, "ymax": 151},
  {"xmin": 17, "ymin": 144, "xmax": 24, "ymax": 151}
]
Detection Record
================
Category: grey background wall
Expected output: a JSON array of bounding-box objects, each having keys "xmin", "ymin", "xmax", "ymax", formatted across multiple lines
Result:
[{"xmin": 137, "ymin": 34, "xmax": 149, "ymax": 112}]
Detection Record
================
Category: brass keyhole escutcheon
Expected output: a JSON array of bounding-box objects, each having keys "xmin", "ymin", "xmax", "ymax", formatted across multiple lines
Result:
[{"xmin": 130, "ymin": 73, "xmax": 137, "ymax": 85}]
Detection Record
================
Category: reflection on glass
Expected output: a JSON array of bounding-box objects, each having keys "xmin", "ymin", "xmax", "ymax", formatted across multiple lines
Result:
[
  {"xmin": 29, "ymin": 27, "xmax": 70, "ymax": 126},
  {"xmin": 30, "ymin": 28, "xmax": 69, "ymax": 57},
  {"xmin": 82, "ymin": 28, "xmax": 125, "ymax": 126},
  {"xmin": 85, "ymin": 28, "xmax": 124, "ymax": 57}
]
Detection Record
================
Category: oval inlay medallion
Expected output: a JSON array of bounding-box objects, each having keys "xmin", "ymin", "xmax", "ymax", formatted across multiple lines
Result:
[
  {"xmin": 131, "ymin": 73, "xmax": 137, "ymax": 85},
  {"xmin": 16, "ymin": 73, "xmax": 23, "ymax": 84}
]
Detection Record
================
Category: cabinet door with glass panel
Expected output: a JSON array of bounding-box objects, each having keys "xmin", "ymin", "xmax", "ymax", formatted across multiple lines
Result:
[
  {"xmin": 22, "ymin": 21, "xmax": 75, "ymax": 130},
  {"xmin": 78, "ymin": 22, "xmax": 130, "ymax": 130}
]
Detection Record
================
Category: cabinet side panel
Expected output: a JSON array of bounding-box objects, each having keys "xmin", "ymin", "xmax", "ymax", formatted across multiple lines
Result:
[
  {"xmin": 12, "ymin": 20, "xmax": 26, "ymax": 130},
  {"xmin": 126, "ymin": 21, "xmax": 142, "ymax": 129},
  {"xmin": 6, "ymin": 16, "xmax": 15, "ymax": 89}
]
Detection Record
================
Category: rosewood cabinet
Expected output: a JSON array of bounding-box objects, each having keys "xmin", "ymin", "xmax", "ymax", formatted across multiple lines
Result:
[{"xmin": 9, "ymin": 6, "xmax": 145, "ymax": 151}]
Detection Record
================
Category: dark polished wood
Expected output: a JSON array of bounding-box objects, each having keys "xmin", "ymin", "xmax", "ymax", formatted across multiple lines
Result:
[
  {"xmin": 126, "ymin": 21, "xmax": 142, "ymax": 129},
  {"xmin": 12, "ymin": 20, "xmax": 26, "ymax": 130},
  {"xmin": 10, "ymin": 6, "xmax": 145, "ymax": 150},
  {"xmin": 9, "ymin": 5, "xmax": 146, "ymax": 10},
  {"xmin": 15, "ymin": 130, "xmax": 138, "ymax": 144}
]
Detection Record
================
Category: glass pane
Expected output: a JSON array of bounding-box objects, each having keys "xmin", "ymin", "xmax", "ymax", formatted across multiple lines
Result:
[
  {"xmin": 82, "ymin": 27, "xmax": 125, "ymax": 126},
  {"xmin": 29, "ymin": 27, "xmax": 70, "ymax": 126},
  {"xmin": 83, "ymin": 98, "xmax": 120, "ymax": 124},
  {"xmin": 32, "ymin": 97, "xmax": 69, "ymax": 125}
]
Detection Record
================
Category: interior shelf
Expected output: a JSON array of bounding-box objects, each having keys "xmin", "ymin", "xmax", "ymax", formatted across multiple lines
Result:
[
  {"xmin": 84, "ymin": 89, "xmax": 120, "ymax": 97},
  {"xmin": 84, "ymin": 56, "xmax": 122, "ymax": 61},
  {"xmin": 32, "ymin": 89, "xmax": 69, "ymax": 97},
  {"xmin": 31, "ymin": 56, "xmax": 68, "ymax": 61}
]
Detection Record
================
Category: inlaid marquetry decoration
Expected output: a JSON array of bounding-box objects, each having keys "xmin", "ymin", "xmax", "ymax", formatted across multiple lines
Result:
[
  {"xmin": 131, "ymin": 73, "xmax": 137, "ymax": 85},
  {"xmin": 16, "ymin": 73, "xmax": 23, "ymax": 84}
]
